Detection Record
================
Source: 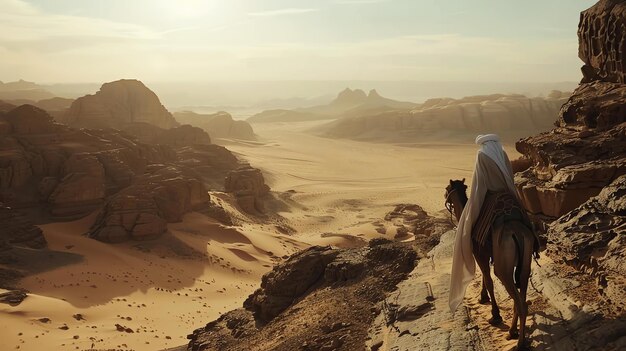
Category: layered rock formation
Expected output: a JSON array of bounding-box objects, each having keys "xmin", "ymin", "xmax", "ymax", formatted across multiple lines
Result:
[
  {"xmin": 322, "ymin": 93, "xmax": 568, "ymax": 142},
  {"xmin": 187, "ymin": 239, "xmax": 417, "ymax": 351},
  {"xmin": 174, "ymin": 111, "xmax": 255, "ymax": 140},
  {"xmin": 61, "ymin": 79, "xmax": 179, "ymax": 130}
]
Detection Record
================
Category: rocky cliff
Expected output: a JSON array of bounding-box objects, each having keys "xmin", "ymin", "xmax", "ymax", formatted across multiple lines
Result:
[
  {"xmin": 515, "ymin": 0, "xmax": 626, "ymax": 220},
  {"xmin": 514, "ymin": 0, "xmax": 626, "ymax": 331},
  {"xmin": 61, "ymin": 79, "xmax": 179, "ymax": 130}
]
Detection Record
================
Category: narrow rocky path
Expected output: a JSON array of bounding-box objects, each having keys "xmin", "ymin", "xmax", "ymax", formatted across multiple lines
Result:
[{"xmin": 367, "ymin": 230, "xmax": 626, "ymax": 351}]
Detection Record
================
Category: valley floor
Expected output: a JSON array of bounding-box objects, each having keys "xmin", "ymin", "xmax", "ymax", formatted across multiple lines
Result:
[{"xmin": 3, "ymin": 121, "xmax": 525, "ymax": 351}]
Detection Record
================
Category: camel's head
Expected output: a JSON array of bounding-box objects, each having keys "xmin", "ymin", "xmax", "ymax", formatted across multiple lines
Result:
[{"xmin": 445, "ymin": 178, "xmax": 467, "ymax": 199}]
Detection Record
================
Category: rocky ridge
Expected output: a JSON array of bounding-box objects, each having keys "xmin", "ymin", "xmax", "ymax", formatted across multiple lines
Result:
[
  {"xmin": 174, "ymin": 111, "xmax": 256, "ymax": 141},
  {"xmin": 186, "ymin": 239, "xmax": 417, "ymax": 351},
  {"xmin": 322, "ymin": 93, "xmax": 569, "ymax": 142}
]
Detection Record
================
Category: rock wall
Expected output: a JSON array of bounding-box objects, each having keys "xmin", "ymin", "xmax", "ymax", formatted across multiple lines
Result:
[
  {"xmin": 547, "ymin": 175, "xmax": 626, "ymax": 310},
  {"xmin": 61, "ymin": 79, "xmax": 179, "ymax": 130}
]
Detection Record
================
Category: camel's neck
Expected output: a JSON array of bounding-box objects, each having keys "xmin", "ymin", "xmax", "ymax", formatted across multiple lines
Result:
[{"xmin": 451, "ymin": 191, "xmax": 468, "ymax": 222}]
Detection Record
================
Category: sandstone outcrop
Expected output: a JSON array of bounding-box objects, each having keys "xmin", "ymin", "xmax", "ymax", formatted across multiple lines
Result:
[
  {"xmin": 225, "ymin": 166, "xmax": 270, "ymax": 214},
  {"xmin": 89, "ymin": 165, "xmax": 209, "ymax": 243},
  {"xmin": 186, "ymin": 239, "xmax": 417, "ymax": 351},
  {"xmin": 0, "ymin": 105, "xmax": 178, "ymax": 217},
  {"xmin": 322, "ymin": 93, "xmax": 568, "ymax": 142},
  {"xmin": 61, "ymin": 79, "xmax": 179, "ymax": 130},
  {"xmin": 174, "ymin": 111, "xmax": 255, "ymax": 141}
]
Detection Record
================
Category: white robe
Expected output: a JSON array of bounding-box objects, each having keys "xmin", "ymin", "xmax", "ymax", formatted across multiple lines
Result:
[{"xmin": 448, "ymin": 139, "xmax": 518, "ymax": 312}]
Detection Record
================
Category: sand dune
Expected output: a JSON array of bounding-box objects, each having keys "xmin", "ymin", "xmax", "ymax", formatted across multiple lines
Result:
[{"xmin": 1, "ymin": 206, "xmax": 306, "ymax": 351}]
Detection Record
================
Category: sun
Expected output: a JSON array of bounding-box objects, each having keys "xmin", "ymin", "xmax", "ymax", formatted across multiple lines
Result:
[{"xmin": 158, "ymin": 0, "xmax": 219, "ymax": 19}]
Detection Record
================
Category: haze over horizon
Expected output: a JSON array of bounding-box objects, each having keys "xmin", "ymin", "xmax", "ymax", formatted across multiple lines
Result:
[{"xmin": 1, "ymin": 0, "xmax": 595, "ymax": 84}]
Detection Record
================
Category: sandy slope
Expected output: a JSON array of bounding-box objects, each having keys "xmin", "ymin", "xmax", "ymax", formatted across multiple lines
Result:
[
  {"xmin": 1, "ymin": 209, "xmax": 306, "ymax": 351},
  {"xmin": 2, "ymin": 120, "xmax": 522, "ymax": 351}
]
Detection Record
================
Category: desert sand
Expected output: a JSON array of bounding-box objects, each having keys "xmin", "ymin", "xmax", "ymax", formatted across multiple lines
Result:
[{"xmin": 1, "ymin": 119, "xmax": 521, "ymax": 351}]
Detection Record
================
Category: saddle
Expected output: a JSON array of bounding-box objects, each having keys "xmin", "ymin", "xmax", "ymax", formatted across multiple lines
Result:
[
  {"xmin": 472, "ymin": 190, "xmax": 540, "ymax": 255},
  {"xmin": 472, "ymin": 190, "xmax": 540, "ymax": 287}
]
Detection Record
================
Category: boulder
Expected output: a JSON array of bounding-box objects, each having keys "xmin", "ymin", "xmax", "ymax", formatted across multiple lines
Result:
[{"xmin": 225, "ymin": 166, "xmax": 270, "ymax": 214}]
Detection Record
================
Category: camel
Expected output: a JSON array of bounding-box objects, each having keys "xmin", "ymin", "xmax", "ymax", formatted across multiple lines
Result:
[{"xmin": 445, "ymin": 178, "xmax": 534, "ymax": 351}]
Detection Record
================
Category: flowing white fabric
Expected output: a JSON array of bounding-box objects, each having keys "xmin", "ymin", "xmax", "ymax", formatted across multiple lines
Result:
[{"xmin": 449, "ymin": 134, "xmax": 518, "ymax": 312}]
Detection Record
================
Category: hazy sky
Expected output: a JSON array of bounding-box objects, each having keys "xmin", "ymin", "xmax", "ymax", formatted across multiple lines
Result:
[{"xmin": 0, "ymin": 0, "xmax": 595, "ymax": 83}]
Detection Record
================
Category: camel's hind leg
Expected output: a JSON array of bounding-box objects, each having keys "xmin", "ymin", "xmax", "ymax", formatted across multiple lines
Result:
[
  {"xmin": 492, "ymin": 224, "xmax": 524, "ymax": 343},
  {"xmin": 473, "ymin": 243, "xmax": 501, "ymax": 324},
  {"xmin": 517, "ymin": 226, "xmax": 534, "ymax": 350}
]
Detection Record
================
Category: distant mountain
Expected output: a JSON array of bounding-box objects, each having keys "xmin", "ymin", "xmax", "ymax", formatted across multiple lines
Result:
[
  {"xmin": 319, "ymin": 92, "xmax": 572, "ymax": 143},
  {"xmin": 248, "ymin": 88, "xmax": 418, "ymax": 123},
  {"xmin": 247, "ymin": 109, "xmax": 334, "ymax": 123},
  {"xmin": 0, "ymin": 79, "xmax": 56, "ymax": 101}
]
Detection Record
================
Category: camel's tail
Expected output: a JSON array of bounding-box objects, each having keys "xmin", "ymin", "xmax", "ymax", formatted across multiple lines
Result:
[{"xmin": 512, "ymin": 230, "xmax": 524, "ymax": 288}]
